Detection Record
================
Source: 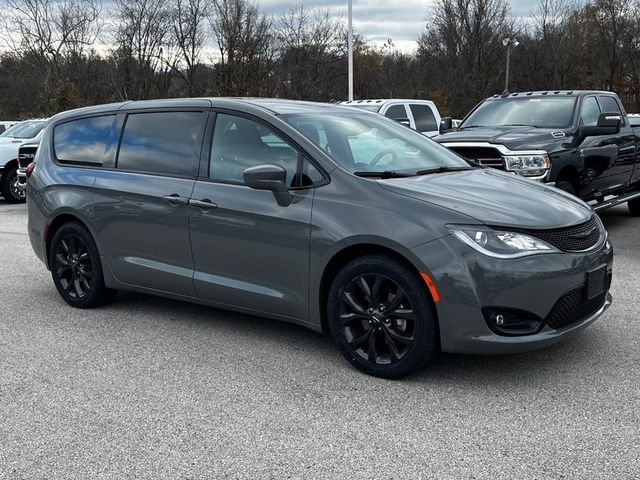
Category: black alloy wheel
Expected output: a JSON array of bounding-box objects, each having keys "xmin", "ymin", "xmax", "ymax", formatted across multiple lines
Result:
[
  {"xmin": 50, "ymin": 222, "xmax": 117, "ymax": 308},
  {"xmin": 54, "ymin": 234, "xmax": 94, "ymax": 299},
  {"xmin": 340, "ymin": 273, "xmax": 416, "ymax": 365},
  {"xmin": 328, "ymin": 255, "xmax": 437, "ymax": 378}
]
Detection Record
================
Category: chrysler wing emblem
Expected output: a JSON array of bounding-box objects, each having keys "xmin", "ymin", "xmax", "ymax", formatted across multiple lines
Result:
[{"xmin": 569, "ymin": 226, "xmax": 598, "ymax": 239}]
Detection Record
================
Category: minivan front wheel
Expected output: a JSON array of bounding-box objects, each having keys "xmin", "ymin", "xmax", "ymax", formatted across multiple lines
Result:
[
  {"xmin": 50, "ymin": 222, "xmax": 116, "ymax": 308},
  {"xmin": 328, "ymin": 255, "xmax": 437, "ymax": 378}
]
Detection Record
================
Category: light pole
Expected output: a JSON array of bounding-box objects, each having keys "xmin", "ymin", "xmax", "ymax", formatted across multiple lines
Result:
[
  {"xmin": 502, "ymin": 37, "xmax": 519, "ymax": 94},
  {"xmin": 348, "ymin": 0, "xmax": 354, "ymax": 101}
]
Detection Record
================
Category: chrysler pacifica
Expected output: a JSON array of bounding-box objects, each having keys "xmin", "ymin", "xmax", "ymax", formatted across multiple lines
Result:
[{"xmin": 27, "ymin": 98, "xmax": 613, "ymax": 378}]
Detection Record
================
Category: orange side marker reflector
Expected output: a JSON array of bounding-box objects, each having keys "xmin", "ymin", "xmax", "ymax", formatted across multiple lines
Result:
[{"xmin": 420, "ymin": 272, "xmax": 440, "ymax": 303}]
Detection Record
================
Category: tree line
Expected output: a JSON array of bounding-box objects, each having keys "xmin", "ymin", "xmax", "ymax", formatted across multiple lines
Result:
[{"xmin": 0, "ymin": 0, "xmax": 639, "ymax": 120}]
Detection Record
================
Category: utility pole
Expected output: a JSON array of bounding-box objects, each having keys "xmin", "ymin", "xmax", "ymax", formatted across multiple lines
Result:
[
  {"xmin": 502, "ymin": 37, "xmax": 519, "ymax": 94},
  {"xmin": 348, "ymin": 0, "xmax": 354, "ymax": 101}
]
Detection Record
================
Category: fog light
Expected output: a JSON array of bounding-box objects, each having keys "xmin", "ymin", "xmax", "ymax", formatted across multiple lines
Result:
[{"xmin": 483, "ymin": 308, "xmax": 544, "ymax": 336}]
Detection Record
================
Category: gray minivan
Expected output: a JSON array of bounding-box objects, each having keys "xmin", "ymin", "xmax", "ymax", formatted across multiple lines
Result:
[{"xmin": 27, "ymin": 98, "xmax": 613, "ymax": 378}]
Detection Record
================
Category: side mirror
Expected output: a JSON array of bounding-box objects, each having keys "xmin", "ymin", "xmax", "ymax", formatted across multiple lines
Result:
[
  {"xmin": 439, "ymin": 117, "xmax": 453, "ymax": 133},
  {"xmin": 393, "ymin": 117, "xmax": 411, "ymax": 127},
  {"xmin": 243, "ymin": 164, "xmax": 292, "ymax": 207},
  {"xmin": 581, "ymin": 112, "xmax": 622, "ymax": 137}
]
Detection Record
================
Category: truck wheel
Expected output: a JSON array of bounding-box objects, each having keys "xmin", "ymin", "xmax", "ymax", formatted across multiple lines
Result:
[
  {"xmin": 629, "ymin": 197, "xmax": 640, "ymax": 216},
  {"xmin": 555, "ymin": 181, "xmax": 576, "ymax": 196},
  {"xmin": 1, "ymin": 166, "xmax": 26, "ymax": 203}
]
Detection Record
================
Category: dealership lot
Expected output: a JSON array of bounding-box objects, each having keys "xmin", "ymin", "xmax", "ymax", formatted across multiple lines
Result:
[{"xmin": 1, "ymin": 201, "xmax": 638, "ymax": 478}]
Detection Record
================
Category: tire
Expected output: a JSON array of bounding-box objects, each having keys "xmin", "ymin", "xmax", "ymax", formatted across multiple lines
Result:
[
  {"xmin": 629, "ymin": 197, "xmax": 640, "ymax": 216},
  {"xmin": 555, "ymin": 180, "xmax": 576, "ymax": 196},
  {"xmin": 327, "ymin": 254, "xmax": 437, "ymax": 379},
  {"xmin": 1, "ymin": 165, "xmax": 26, "ymax": 203},
  {"xmin": 49, "ymin": 222, "xmax": 117, "ymax": 308}
]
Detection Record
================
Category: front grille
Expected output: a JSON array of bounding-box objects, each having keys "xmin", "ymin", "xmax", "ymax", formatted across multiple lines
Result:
[
  {"xmin": 18, "ymin": 147, "xmax": 38, "ymax": 169},
  {"xmin": 516, "ymin": 216, "xmax": 602, "ymax": 252},
  {"xmin": 545, "ymin": 273, "xmax": 612, "ymax": 329},
  {"xmin": 447, "ymin": 146, "xmax": 504, "ymax": 169}
]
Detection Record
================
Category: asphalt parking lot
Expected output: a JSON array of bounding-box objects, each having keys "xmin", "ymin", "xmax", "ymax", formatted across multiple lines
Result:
[{"xmin": 1, "ymin": 200, "xmax": 638, "ymax": 479}]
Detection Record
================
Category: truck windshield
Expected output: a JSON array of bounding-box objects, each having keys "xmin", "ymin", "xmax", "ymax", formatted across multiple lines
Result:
[
  {"xmin": 281, "ymin": 112, "xmax": 470, "ymax": 175},
  {"xmin": 0, "ymin": 121, "xmax": 46, "ymax": 139},
  {"xmin": 462, "ymin": 97, "xmax": 577, "ymax": 129}
]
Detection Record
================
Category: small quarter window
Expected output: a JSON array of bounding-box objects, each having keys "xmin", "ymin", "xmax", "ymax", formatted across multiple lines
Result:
[
  {"xmin": 384, "ymin": 105, "xmax": 408, "ymax": 121},
  {"xmin": 54, "ymin": 115, "xmax": 117, "ymax": 165}
]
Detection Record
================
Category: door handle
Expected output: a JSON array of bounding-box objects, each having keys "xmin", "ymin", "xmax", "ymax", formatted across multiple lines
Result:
[
  {"xmin": 189, "ymin": 198, "xmax": 218, "ymax": 211},
  {"xmin": 162, "ymin": 194, "xmax": 189, "ymax": 206}
]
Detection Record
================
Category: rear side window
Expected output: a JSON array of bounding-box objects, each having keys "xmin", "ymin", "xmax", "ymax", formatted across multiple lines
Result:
[
  {"xmin": 54, "ymin": 115, "xmax": 116, "ymax": 165},
  {"xmin": 598, "ymin": 96, "xmax": 622, "ymax": 115},
  {"xmin": 117, "ymin": 111, "xmax": 204, "ymax": 177},
  {"xmin": 410, "ymin": 104, "xmax": 438, "ymax": 131}
]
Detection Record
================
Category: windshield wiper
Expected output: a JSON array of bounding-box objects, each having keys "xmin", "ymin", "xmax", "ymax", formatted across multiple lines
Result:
[
  {"xmin": 415, "ymin": 166, "xmax": 473, "ymax": 175},
  {"xmin": 354, "ymin": 171, "xmax": 415, "ymax": 179}
]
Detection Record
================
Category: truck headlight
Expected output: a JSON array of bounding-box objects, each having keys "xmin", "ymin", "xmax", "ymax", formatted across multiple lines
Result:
[
  {"xmin": 503, "ymin": 153, "xmax": 550, "ymax": 178},
  {"xmin": 448, "ymin": 225, "xmax": 558, "ymax": 259}
]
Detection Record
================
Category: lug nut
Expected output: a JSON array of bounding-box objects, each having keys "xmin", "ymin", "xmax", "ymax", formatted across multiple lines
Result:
[{"xmin": 495, "ymin": 314, "xmax": 505, "ymax": 326}]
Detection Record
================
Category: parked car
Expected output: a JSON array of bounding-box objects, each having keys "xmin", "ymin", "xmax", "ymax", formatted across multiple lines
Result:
[
  {"xmin": 627, "ymin": 113, "xmax": 640, "ymax": 127},
  {"xmin": 0, "ymin": 121, "xmax": 19, "ymax": 134},
  {"xmin": 28, "ymin": 99, "xmax": 613, "ymax": 378},
  {"xmin": 435, "ymin": 90, "xmax": 640, "ymax": 214},
  {"xmin": 0, "ymin": 119, "xmax": 48, "ymax": 203},
  {"xmin": 16, "ymin": 136, "xmax": 41, "ymax": 196},
  {"xmin": 339, "ymin": 99, "xmax": 442, "ymax": 137}
]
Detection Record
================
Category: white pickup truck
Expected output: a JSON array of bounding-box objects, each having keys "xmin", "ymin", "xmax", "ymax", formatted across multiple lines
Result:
[
  {"xmin": 0, "ymin": 119, "xmax": 48, "ymax": 203},
  {"xmin": 339, "ymin": 99, "xmax": 443, "ymax": 137}
]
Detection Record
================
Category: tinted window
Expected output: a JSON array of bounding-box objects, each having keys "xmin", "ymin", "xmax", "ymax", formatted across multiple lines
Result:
[
  {"xmin": 210, "ymin": 113, "xmax": 323, "ymax": 187},
  {"xmin": 117, "ymin": 112, "xmax": 204, "ymax": 177},
  {"xmin": 384, "ymin": 105, "xmax": 407, "ymax": 120},
  {"xmin": 580, "ymin": 97, "xmax": 601, "ymax": 126},
  {"xmin": 55, "ymin": 115, "xmax": 116, "ymax": 164},
  {"xmin": 410, "ymin": 104, "xmax": 438, "ymax": 131},
  {"xmin": 598, "ymin": 96, "xmax": 622, "ymax": 115}
]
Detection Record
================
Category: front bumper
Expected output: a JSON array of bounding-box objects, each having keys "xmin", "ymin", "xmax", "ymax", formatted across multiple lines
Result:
[{"xmin": 411, "ymin": 233, "xmax": 614, "ymax": 354}]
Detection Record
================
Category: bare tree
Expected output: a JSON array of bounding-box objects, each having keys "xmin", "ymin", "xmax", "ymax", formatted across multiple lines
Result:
[
  {"xmin": 112, "ymin": 0, "xmax": 172, "ymax": 99},
  {"xmin": 275, "ymin": 3, "xmax": 345, "ymax": 100},
  {"xmin": 167, "ymin": 0, "xmax": 208, "ymax": 96},
  {"xmin": 418, "ymin": 0, "xmax": 515, "ymax": 116},
  {"xmin": 209, "ymin": 0, "xmax": 275, "ymax": 96}
]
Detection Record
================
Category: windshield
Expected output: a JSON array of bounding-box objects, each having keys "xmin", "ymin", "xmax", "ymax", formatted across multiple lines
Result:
[
  {"xmin": 0, "ymin": 121, "xmax": 46, "ymax": 139},
  {"xmin": 462, "ymin": 97, "xmax": 577, "ymax": 129},
  {"xmin": 281, "ymin": 112, "xmax": 470, "ymax": 175}
]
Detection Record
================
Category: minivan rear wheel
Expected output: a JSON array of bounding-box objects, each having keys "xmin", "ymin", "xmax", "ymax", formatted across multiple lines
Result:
[
  {"xmin": 327, "ymin": 255, "xmax": 437, "ymax": 378},
  {"xmin": 49, "ymin": 222, "xmax": 116, "ymax": 308}
]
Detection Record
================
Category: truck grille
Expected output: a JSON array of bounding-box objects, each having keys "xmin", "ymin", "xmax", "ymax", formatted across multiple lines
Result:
[
  {"xmin": 515, "ymin": 216, "xmax": 602, "ymax": 252},
  {"xmin": 447, "ymin": 146, "xmax": 504, "ymax": 169},
  {"xmin": 18, "ymin": 147, "xmax": 38, "ymax": 169},
  {"xmin": 545, "ymin": 272, "xmax": 612, "ymax": 329}
]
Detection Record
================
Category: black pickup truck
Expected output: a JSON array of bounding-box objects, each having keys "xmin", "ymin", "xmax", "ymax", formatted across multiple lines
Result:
[{"xmin": 435, "ymin": 90, "xmax": 640, "ymax": 214}]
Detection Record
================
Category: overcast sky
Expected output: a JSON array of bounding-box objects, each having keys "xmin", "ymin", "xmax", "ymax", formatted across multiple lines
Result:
[{"xmin": 260, "ymin": 0, "xmax": 538, "ymax": 52}]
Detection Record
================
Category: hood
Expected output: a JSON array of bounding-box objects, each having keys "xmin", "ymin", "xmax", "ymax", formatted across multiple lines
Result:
[
  {"xmin": 0, "ymin": 137, "xmax": 25, "ymax": 145},
  {"xmin": 434, "ymin": 126, "xmax": 570, "ymax": 151},
  {"xmin": 0, "ymin": 140, "xmax": 21, "ymax": 162},
  {"xmin": 378, "ymin": 168, "xmax": 592, "ymax": 229}
]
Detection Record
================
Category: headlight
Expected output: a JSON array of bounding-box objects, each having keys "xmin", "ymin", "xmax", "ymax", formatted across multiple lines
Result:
[
  {"xmin": 503, "ymin": 153, "xmax": 550, "ymax": 178},
  {"xmin": 448, "ymin": 225, "xmax": 558, "ymax": 259}
]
